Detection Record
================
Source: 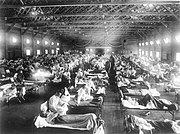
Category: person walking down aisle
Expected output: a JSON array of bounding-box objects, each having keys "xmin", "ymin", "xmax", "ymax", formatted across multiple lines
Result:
[{"xmin": 108, "ymin": 55, "xmax": 118, "ymax": 93}]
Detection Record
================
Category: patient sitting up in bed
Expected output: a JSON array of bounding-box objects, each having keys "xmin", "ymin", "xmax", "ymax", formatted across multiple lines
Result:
[
  {"xmin": 76, "ymin": 82, "xmax": 94, "ymax": 104},
  {"xmin": 123, "ymin": 93, "xmax": 179, "ymax": 110},
  {"xmin": 40, "ymin": 87, "xmax": 98, "ymax": 130},
  {"xmin": 48, "ymin": 87, "xmax": 70, "ymax": 116}
]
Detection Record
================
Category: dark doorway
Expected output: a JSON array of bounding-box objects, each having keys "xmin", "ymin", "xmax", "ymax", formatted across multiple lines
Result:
[{"xmin": 95, "ymin": 48, "xmax": 104, "ymax": 56}]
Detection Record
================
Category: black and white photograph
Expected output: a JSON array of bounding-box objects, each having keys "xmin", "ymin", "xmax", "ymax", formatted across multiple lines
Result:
[{"xmin": 0, "ymin": 0, "xmax": 180, "ymax": 134}]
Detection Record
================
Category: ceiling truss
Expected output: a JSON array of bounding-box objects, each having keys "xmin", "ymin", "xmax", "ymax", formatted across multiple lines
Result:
[{"xmin": 0, "ymin": 0, "xmax": 180, "ymax": 47}]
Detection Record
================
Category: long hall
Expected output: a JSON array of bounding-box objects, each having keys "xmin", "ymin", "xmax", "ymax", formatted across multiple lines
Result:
[{"xmin": 1, "ymin": 1, "xmax": 180, "ymax": 134}]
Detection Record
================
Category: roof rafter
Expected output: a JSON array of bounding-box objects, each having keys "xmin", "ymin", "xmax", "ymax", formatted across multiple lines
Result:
[
  {"xmin": 1, "ymin": 0, "xmax": 180, "ymax": 8},
  {"xmin": 5, "ymin": 12, "xmax": 177, "ymax": 18},
  {"xmin": 162, "ymin": 5, "xmax": 180, "ymax": 21}
]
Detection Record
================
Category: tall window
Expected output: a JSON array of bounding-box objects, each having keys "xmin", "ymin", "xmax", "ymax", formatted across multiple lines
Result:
[
  {"xmin": 51, "ymin": 49, "xmax": 55, "ymax": 54},
  {"xmin": 45, "ymin": 41, "xmax": 48, "ymax": 45},
  {"xmin": 37, "ymin": 50, "xmax": 40, "ymax": 55},
  {"xmin": 26, "ymin": 38, "xmax": 30, "ymax": 44},
  {"xmin": 26, "ymin": 49, "xmax": 31, "ymax": 56},
  {"xmin": 45, "ymin": 49, "xmax": 48, "ymax": 54},
  {"xmin": 176, "ymin": 53, "xmax": 180, "ymax": 61},
  {"xmin": 139, "ymin": 49, "xmax": 141, "ymax": 56},
  {"xmin": 12, "ymin": 37, "xmax": 18, "ymax": 44},
  {"xmin": 156, "ymin": 51, "xmax": 160, "ymax": 58},
  {"xmin": 150, "ymin": 51, "xmax": 153, "ymax": 57},
  {"xmin": 37, "ymin": 40, "xmax": 40, "ymax": 45},
  {"xmin": 142, "ymin": 50, "xmax": 144, "ymax": 55}
]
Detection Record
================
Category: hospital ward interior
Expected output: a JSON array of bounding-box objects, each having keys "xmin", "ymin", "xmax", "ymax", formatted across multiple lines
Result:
[{"xmin": 1, "ymin": 0, "xmax": 180, "ymax": 134}]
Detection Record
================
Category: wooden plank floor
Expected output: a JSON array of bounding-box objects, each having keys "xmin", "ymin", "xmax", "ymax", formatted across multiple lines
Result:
[
  {"xmin": 101, "ymin": 88, "xmax": 125, "ymax": 134},
  {"xmin": 0, "ymin": 83, "xmax": 180, "ymax": 134}
]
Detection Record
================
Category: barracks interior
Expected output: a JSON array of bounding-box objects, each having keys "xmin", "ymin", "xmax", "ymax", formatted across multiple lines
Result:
[{"xmin": 1, "ymin": 0, "xmax": 180, "ymax": 134}]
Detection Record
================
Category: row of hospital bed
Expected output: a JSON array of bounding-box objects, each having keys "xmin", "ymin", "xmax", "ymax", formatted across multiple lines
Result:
[
  {"xmin": 116, "ymin": 57, "xmax": 180, "ymax": 134},
  {"xmin": 33, "ymin": 70, "xmax": 107, "ymax": 134},
  {"xmin": 0, "ymin": 68, "xmax": 106, "ymax": 134}
]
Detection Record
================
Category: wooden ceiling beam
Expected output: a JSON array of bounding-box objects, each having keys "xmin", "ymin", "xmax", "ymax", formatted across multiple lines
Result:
[
  {"xmin": 1, "ymin": 0, "xmax": 180, "ymax": 8},
  {"xmin": 39, "ymin": 24, "xmax": 157, "ymax": 28},
  {"xmin": 6, "ymin": 23, "xmax": 16, "ymax": 33},
  {"xmin": 162, "ymin": 5, "xmax": 180, "ymax": 21},
  {"xmin": 5, "ymin": 12, "xmax": 177, "ymax": 18},
  {"xmin": 8, "ymin": 19, "xmax": 173, "ymax": 24}
]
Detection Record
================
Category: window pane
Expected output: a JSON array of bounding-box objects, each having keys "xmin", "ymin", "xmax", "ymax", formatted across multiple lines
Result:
[
  {"xmin": 26, "ymin": 49, "xmax": 31, "ymax": 56},
  {"xmin": 176, "ymin": 53, "xmax": 180, "ymax": 61},
  {"xmin": 37, "ymin": 50, "xmax": 40, "ymax": 55}
]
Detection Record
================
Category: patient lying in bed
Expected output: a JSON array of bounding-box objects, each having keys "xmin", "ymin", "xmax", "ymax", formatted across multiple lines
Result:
[
  {"xmin": 125, "ymin": 88, "xmax": 160, "ymax": 97},
  {"xmin": 35, "ymin": 88, "xmax": 104, "ymax": 133},
  {"xmin": 122, "ymin": 93, "xmax": 179, "ymax": 110},
  {"xmin": 118, "ymin": 80, "xmax": 160, "ymax": 97},
  {"xmin": 124, "ymin": 114, "xmax": 180, "ymax": 134}
]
